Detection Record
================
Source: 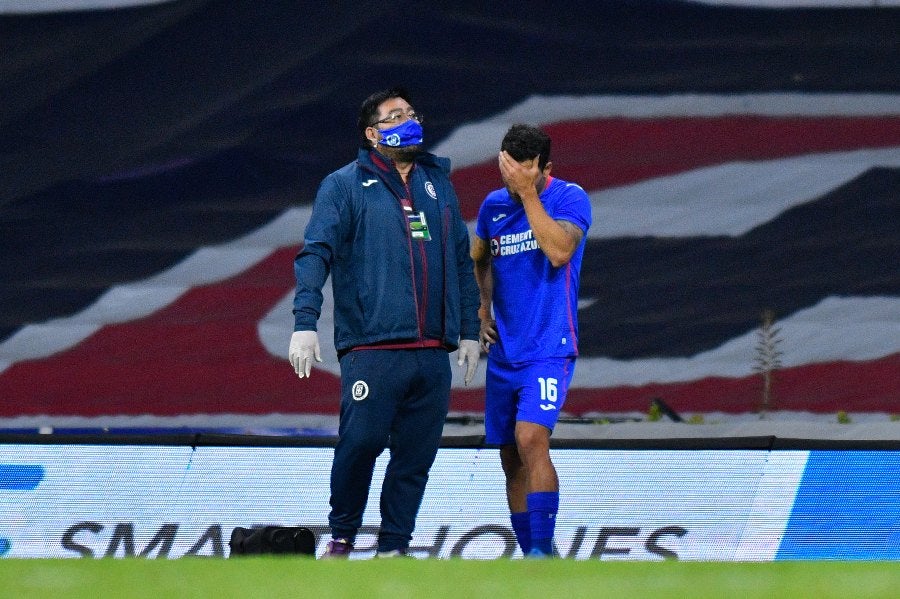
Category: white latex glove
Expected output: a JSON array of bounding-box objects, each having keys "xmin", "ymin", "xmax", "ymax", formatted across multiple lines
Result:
[
  {"xmin": 288, "ymin": 330, "xmax": 321, "ymax": 379},
  {"xmin": 456, "ymin": 339, "xmax": 480, "ymax": 386}
]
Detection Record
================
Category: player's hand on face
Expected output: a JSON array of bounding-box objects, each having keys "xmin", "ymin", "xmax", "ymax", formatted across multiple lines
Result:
[
  {"xmin": 499, "ymin": 151, "xmax": 540, "ymax": 199},
  {"xmin": 479, "ymin": 318, "xmax": 498, "ymax": 352}
]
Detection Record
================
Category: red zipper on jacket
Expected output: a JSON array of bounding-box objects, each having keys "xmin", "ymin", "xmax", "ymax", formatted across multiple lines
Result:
[
  {"xmin": 402, "ymin": 174, "xmax": 428, "ymax": 339},
  {"xmin": 367, "ymin": 152, "xmax": 430, "ymax": 342}
]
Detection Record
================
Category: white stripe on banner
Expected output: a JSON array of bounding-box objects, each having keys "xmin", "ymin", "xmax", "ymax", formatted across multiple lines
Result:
[
  {"xmin": 433, "ymin": 93, "xmax": 900, "ymax": 170},
  {"xmin": 256, "ymin": 291, "xmax": 900, "ymax": 388},
  {"xmin": 0, "ymin": 207, "xmax": 312, "ymax": 372},
  {"xmin": 589, "ymin": 147, "xmax": 900, "ymax": 238},
  {"xmin": 0, "ymin": 0, "xmax": 175, "ymax": 14}
]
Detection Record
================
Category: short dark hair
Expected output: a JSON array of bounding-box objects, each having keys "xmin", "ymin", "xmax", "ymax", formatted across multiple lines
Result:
[
  {"xmin": 357, "ymin": 86, "xmax": 413, "ymax": 149},
  {"xmin": 501, "ymin": 124, "xmax": 551, "ymax": 170}
]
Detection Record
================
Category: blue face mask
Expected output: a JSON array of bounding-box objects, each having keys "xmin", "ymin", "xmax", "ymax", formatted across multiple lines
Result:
[{"xmin": 377, "ymin": 119, "xmax": 424, "ymax": 148}]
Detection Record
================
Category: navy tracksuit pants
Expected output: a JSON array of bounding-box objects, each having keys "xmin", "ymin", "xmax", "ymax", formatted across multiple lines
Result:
[{"xmin": 328, "ymin": 347, "xmax": 451, "ymax": 552}]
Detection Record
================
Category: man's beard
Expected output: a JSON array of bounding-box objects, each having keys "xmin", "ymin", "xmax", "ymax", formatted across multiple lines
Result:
[{"xmin": 383, "ymin": 144, "xmax": 421, "ymax": 163}]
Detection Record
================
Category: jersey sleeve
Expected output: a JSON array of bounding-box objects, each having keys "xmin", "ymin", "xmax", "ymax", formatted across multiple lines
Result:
[{"xmin": 554, "ymin": 182, "xmax": 592, "ymax": 235}]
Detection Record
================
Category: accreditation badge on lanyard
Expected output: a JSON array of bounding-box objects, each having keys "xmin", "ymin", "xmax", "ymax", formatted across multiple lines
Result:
[{"xmin": 405, "ymin": 205, "xmax": 432, "ymax": 241}]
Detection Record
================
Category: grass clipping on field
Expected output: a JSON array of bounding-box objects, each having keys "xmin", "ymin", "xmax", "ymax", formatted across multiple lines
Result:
[{"xmin": 3, "ymin": 558, "xmax": 899, "ymax": 598}]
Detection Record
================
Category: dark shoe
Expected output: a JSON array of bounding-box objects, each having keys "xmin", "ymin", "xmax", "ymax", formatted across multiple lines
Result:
[{"xmin": 320, "ymin": 538, "xmax": 353, "ymax": 559}]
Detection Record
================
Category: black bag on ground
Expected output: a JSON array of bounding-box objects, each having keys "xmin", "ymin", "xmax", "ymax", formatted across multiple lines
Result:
[{"xmin": 229, "ymin": 526, "xmax": 316, "ymax": 556}]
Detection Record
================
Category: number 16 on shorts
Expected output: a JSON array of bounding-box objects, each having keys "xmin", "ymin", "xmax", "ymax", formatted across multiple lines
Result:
[{"xmin": 538, "ymin": 377, "xmax": 558, "ymax": 411}]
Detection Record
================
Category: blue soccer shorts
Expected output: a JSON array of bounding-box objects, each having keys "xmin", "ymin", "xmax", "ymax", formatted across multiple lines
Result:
[{"xmin": 484, "ymin": 357, "xmax": 575, "ymax": 445}]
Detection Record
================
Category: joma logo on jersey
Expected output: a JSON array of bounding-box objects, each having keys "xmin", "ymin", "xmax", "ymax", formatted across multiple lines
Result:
[{"xmin": 491, "ymin": 230, "xmax": 539, "ymax": 257}]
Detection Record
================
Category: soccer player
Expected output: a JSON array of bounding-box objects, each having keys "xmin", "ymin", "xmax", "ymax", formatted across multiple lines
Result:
[{"xmin": 471, "ymin": 124, "xmax": 592, "ymax": 558}]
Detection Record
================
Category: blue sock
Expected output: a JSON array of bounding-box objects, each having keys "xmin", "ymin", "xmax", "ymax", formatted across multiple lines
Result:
[
  {"xmin": 510, "ymin": 511, "xmax": 531, "ymax": 554},
  {"xmin": 527, "ymin": 491, "xmax": 559, "ymax": 555}
]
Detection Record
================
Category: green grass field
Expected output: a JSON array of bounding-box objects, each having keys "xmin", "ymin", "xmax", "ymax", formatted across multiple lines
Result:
[{"xmin": 2, "ymin": 558, "xmax": 898, "ymax": 598}]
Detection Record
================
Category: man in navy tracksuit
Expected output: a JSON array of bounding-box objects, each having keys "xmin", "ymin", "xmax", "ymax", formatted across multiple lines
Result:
[{"xmin": 289, "ymin": 87, "xmax": 481, "ymax": 558}]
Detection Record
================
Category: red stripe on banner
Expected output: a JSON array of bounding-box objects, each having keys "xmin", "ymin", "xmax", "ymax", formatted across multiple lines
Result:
[
  {"xmin": 0, "ymin": 248, "xmax": 341, "ymax": 417},
  {"xmin": 449, "ymin": 353, "xmax": 900, "ymax": 416},
  {"xmin": 451, "ymin": 116, "xmax": 900, "ymax": 218}
]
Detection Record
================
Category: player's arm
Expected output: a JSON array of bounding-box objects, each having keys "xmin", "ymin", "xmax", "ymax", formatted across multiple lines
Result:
[
  {"xmin": 471, "ymin": 234, "xmax": 497, "ymax": 351},
  {"xmin": 499, "ymin": 150, "xmax": 583, "ymax": 268},
  {"xmin": 528, "ymin": 211, "xmax": 583, "ymax": 268}
]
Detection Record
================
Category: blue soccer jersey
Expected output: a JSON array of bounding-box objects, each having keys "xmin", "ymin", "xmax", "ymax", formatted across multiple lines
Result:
[{"xmin": 475, "ymin": 176, "xmax": 592, "ymax": 364}]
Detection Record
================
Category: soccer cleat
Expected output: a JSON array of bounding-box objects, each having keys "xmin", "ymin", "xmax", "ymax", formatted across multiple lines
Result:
[
  {"xmin": 525, "ymin": 547, "xmax": 552, "ymax": 559},
  {"xmin": 320, "ymin": 538, "xmax": 353, "ymax": 559}
]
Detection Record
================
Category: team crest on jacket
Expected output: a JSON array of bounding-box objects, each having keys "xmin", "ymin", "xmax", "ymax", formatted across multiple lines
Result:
[
  {"xmin": 424, "ymin": 181, "xmax": 437, "ymax": 199},
  {"xmin": 351, "ymin": 380, "xmax": 369, "ymax": 401}
]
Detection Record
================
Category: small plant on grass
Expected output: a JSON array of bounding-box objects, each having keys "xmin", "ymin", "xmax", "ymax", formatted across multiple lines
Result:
[{"xmin": 752, "ymin": 309, "xmax": 783, "ymax": 419}]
